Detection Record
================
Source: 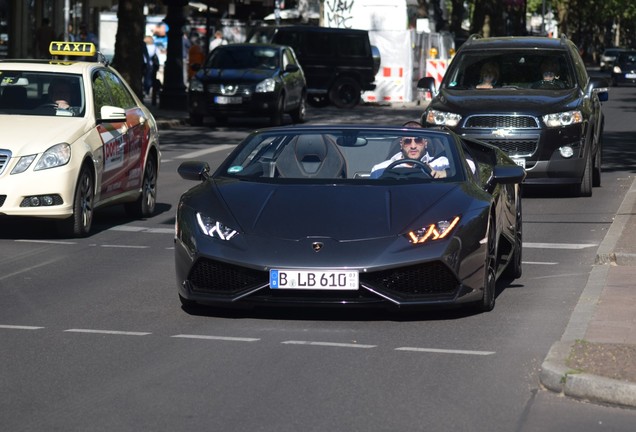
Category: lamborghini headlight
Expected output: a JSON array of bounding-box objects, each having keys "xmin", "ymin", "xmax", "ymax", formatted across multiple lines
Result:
[
  {"xmin": 424, "ymin": 110, "xmax": 462, "ymax": 127},
  {"xmin": 407, "ymin": 216, "xmax": 460, "ymax": 244},
  {"xmin": 542, "ymin": 110, "xmax": 583, "ymax": 128},
  {"xmin": 196, "ymin": 213, "xmax": 238, "ymax": 240},
  {"xmin": 255, "ymin": 78, "xmax": 276, "ymax": 93}
]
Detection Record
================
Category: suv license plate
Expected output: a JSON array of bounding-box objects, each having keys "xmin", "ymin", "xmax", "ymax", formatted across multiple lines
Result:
[
  {"xmin": 214, "ymin": 96, "xmax": 242, "ymax": 104},
  {"xmin": 270, "ymin": 269, "xmax": 359, "ymax": 290},
  {"xmin": 512, "ymin": 158, "xmax": 526, "ymax": 169}
]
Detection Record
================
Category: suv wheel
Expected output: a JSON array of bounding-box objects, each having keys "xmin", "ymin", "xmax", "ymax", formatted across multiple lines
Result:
[{"xmin": 329, "ymin": 77, "xmax": 361, "ymax": 109}]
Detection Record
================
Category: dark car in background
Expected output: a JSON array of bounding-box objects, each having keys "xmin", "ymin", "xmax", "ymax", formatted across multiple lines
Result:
[
  {"xmin": 247, "ymin": 26, "xmax": 380, "ymax": 109},
  {"xmin": 599, "ymin": 47, "xmax": 627, "ymax": 71},
  {"xmin": 188, "ymin": 43, "xmax": 306, "ymax": 126},
  {"xmin": 418, "ymin": 35, "xmax": 609, "ymax": 197},
  {"xmin": 611, "ymin": 50, "xmax": 636, "ymax": 86}
]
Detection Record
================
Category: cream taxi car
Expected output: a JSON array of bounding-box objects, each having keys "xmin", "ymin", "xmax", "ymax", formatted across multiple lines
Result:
[{"xmin": 0, "ymin": 41, "xmax": 160, "ymax": 237}]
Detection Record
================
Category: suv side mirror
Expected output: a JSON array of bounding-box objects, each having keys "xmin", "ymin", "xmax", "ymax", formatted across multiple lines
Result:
[{"xmin": 416, "ymin": 77, "xmax": 437, "ymax": 97}]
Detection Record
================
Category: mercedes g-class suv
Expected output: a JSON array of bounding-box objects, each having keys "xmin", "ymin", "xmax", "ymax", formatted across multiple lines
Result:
[
  {"xmin": 248, "ymin": 26, "xmax": 380, "ymax": 109},
  {"xmin": 418, "ymin": 35, "xmax": 609, "ymax": 196}
]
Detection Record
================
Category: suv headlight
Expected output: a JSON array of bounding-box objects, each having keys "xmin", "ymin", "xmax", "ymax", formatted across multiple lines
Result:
[
  {"xmin": 189, "ymin": 78, "xmax": 204, "ymax": 92},
  {"xmin": 424, "ymin": 110, "xmax": 462, "ymax": 127},
  {"xmin": 542, "ymin": 110, "xmax": 583, "ymax": 128},
  {"xmin": 255, "ymin": 78, "xmax": 276, "ymax": 93}
]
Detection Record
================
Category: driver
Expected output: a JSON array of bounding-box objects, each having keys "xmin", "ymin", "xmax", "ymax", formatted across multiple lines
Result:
[
  {"xmin": 46, "ymin": 79, "xmax": 79, "ymax": 115},
  {"xmin": 370, "ymin": 135, "xmax": 450, "ymax": 179}
]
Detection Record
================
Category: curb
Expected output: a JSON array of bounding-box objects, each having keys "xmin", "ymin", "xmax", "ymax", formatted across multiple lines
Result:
[
  {"xmin": 539, "ymin": 176, "xmax": 636, "ymax": 407},
  {"xmin": 541, "ymin": 341, "xmax": 636, "ymax": 408}
]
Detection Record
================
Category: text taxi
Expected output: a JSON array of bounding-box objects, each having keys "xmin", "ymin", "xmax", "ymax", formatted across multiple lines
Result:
[{"xmin": 0, "ymin": 41, "xmax": 160, "ymax": 237}]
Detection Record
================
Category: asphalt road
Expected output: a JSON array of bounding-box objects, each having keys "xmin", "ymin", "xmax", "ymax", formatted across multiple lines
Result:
[{"xmin": 2, "ymin": 84, "xmax": 636, "ymax": 431}]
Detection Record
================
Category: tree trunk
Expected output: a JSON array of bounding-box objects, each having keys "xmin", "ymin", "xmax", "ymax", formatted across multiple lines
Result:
[{"xmin": 113, "ymin": 0, "xmax": 146, "ymax": 99}]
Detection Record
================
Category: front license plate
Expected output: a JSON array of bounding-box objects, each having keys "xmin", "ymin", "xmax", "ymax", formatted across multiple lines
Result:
[
  {"xmin": 625, "ymin": 73, "xmax": 636, "ymax": 79},
  {"xmin": 214, "ymin": 96, "xmax": 242, "ymax": 104},
  {"xmin": 512, "ymin": 158, "xmax": 526, "ymax": 169},
  {"xmin": 270, "ymin": 269, "xmax": 359, "ymax": 290}
]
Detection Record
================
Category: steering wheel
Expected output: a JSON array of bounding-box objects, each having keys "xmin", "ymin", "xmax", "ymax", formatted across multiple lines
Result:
[{"xmin": 381, "ymin": 158, "xmax": 433, "ymax": 179}]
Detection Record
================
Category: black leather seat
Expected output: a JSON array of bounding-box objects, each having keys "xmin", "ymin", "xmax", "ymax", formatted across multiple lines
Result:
[{"xmin": 276, "ymin": 134, "xmax": 347, "ymax": 178}]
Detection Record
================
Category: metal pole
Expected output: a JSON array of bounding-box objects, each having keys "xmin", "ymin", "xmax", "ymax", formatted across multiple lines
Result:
[
  {"xmin": 541, "ymin": 0, "xmax": 546, "ymax": 36},
  {"xmin": 64, "ymin": 0, "xmax": 70, "ymax": 41}
]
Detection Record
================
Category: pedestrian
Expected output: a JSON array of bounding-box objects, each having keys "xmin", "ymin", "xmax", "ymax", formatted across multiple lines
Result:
[
  {"xmin": 35, "ymin": 18, "xmax": 55, "ymax": 59},
  {"xmin": 188, "ymin": 35, "xmax": 205, "ymax": 80},
  {"xmin": 76, "ymin": 23, "xmax": 99, "ymax": 60},
  {"xmin": 209, "ymin": 30, "xmax": 227, "ymax": 52},
  {"xmin": 143, "ymin": 35, "xmax": 159, "ymax": 97}
]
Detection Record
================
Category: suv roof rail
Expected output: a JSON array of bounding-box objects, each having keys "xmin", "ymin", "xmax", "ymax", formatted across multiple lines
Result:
[{"xmin": 463, "ymin": 34, "xmax": 482, "ymax": 48}]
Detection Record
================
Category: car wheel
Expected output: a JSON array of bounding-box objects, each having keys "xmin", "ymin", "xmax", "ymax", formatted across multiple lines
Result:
[
  {"xmin": 577, "ymin": 152, "xmax": 593, "ymax": 197},
  {"xmin": 290, "ymin": 94, "xmax": 306, "ymax": 123},
  {"xmin": 57, "ymin": 166, "xmax": 94, "ymax": 238},
  {"xmin": 270, "ymin": 94, "xmax": 284, "ymax": 126},
  {"xmin": 504, "ymin": 195, "xmax": 522, "ymax": 279},
  {"xmin": 307, "ymin": 95, "xmax": 330, "ymax": 108},
  {"xmin": 189, "ymin": 114, "xmax": 203, "ymax": 126},
  {"xmin": 125, "ymin": 155, "xmax": 158, "ymax": 219},
  {"xmin": 329, "ymin": 77, "xmax": 361, "ymax": 109},
  {"xmin": 477, "ymin": 214, "xmax": 497, "ymax": 312}
]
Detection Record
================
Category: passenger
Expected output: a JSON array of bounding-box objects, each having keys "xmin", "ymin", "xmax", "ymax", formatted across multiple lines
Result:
[
  {"xmin": 532, "ymin": 59, "xmax": 566, "ymax": 89},
  {"xmin": 476, "ymin": 62, "xmax": 499, "ymax": 89}
]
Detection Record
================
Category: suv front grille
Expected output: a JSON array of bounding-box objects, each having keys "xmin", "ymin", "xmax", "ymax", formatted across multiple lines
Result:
[
  {"xmin": 464, "ymin": 115, "xmax": 539, "ymax": 129},
  {"xmin": 478, "ymin": 138, "xmax": 539, "ymax": 157}
]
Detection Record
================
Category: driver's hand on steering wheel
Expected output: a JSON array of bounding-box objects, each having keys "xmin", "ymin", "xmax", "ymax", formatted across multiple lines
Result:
[
  {"xmin": 54, "ymin": 99, "xmax": 70, "ymax": 109},
  {"xmin": 431, "ymin": 169, "xmax": 447, "ymax": 179}
]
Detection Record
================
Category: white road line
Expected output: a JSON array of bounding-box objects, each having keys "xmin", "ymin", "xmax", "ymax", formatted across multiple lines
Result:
[
  {"xmin": 171, "ymin": 334, "xmax": 260, "ymax": 342},
  {"xmin": 64, "ymin": 329, "xmax": 151, "ymax": 336},
  {"xmin": 523, "ymin": 242, "xmax": 597, "ymax": 249},
  {"xmin": 0, "ymin": 325, "xmax": 44, "ymax": 330},
  {"xmin": 15, "ymin": 239, "xmax": 77, "ymax": 245},
  {"xmin": 282, "ymin": 340, "xmax": 376, "ymax": 349},
  {"xmin": 100, "ymin": 245, "xmax": 150, "ymax": 249},
  {"xmin": 395, "ymin": 347, "xmax": 495, "ymax": 356},
  {"xmin": 106, "ymin": 226, "xmax": 174, "ymax": 234},
  {"xmin": 0, "ymin": 258, "xmax": 64, "ymax": 281},
  {"xmin": 523, "ymin": 261, "xmax": 558, "ymax": 265},
  {"xmin": 175, "ymin": 144, "xmax": 235, "ymax": 159}
]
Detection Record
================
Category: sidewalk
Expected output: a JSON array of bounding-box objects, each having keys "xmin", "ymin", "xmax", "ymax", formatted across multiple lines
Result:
[
  {"xmin": 146, "ymin": 99, "xmax": 636, "ymax": 408},
  {"xmin": 540, "ymin": 176, "xmax": 636, "ymax": 407}
]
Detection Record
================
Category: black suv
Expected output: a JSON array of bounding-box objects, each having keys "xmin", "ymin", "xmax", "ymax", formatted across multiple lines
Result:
[
  {"xmin": 248, "ymin": 26, "xmax": 380, "ymax": 109},
  {"xmin": 418, "ymin": 35, "xmax": 609, "ymax": 197}
]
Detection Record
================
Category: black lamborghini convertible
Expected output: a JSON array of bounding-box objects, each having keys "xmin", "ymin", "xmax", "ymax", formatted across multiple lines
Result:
[{"xmin": 175, "ymin": 125, "xmax": 526, "ymax": 313}]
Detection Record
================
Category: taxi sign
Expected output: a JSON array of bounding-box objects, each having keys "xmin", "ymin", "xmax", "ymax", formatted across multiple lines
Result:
[{"xmin": 49, "ymin": 41, "xmax": 96, "ymax": 57}]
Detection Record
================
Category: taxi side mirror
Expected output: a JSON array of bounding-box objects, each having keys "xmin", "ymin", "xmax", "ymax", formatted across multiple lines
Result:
[{"xmin": 99, "ymin": 105, "xmax": 126, "ymax": 122}]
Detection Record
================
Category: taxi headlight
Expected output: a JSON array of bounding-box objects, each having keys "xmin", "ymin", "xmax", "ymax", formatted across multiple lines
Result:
[
  {"xmin": 406, "ymin": 216, "xmax": 460, "ymax": 244},
  {"xmin": 424, "ymin": 110, "xmax": 462, "ymax": 127},
  {"xmin": 255, "ymin": 78, "xmax": 276, "ymax": 93},
  {"xmin": 542, "ymin": 110, "xmax": 583, "ymax": 128},
  {"xmin": 196, "ymin": 212, "xmax": 238, "ymax": 240},
  {"xmin": 34, "ymin": 143, "xmax": 71, "ymax": 171},
  {"xmin": 11, "ymin": 155, "xmax": 37, "ymax": 174}
]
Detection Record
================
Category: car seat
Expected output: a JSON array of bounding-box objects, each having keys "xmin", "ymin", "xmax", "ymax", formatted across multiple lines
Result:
[
  {"xmin": 276, "ymin": 134, "xmax": 347, "ymax": 178},
  {"xmin": 0, "ymin": 86, "xmax": 28, "ymax": 110}
]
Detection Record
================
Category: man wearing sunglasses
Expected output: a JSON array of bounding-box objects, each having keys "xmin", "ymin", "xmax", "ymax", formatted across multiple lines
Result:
[{"xmin": 370, "ymin": 135, "xmax": 450, "ymax": 179}]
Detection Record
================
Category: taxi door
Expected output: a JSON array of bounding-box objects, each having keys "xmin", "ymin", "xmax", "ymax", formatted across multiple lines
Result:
[{"xmin": 92, "ymin": 69, "xmax": 146, "ymax": 201}]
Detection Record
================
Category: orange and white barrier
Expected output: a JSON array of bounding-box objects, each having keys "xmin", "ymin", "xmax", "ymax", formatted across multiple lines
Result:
[{"xmin": 363, "ymin": 66, "xmax": 408, "ymax": 103}]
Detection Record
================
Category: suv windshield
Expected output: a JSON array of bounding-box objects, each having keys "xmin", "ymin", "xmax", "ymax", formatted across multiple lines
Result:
[{"xmin": 443, "ymin": 51, "xmax": 575, "ymax": 90}]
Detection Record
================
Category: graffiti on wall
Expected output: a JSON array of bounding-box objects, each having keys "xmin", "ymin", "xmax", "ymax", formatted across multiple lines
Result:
[{"xmin": 325, "ymin": 0, "xmax": 355, "ymax": 28}]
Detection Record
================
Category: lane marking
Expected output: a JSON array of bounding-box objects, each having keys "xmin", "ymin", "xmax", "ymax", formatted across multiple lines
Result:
[
  {"xmin": 106, "ymin": 226, "xmax": 174, "ymax": 234},
  {"xmin": 523, "ymin": 242, "xmax": 597, "ymax": 250},
  {"xmin": 523, "ymin": 261, "xmax": 558, "ymax": 265},
  {"xmin": 99, "ymin": 245, "xmax": 150, "ymax": 249},
  {"xmin": 282, "ymin": 340, "xmax": 376, "ymax": 349},
  {"xmin": 0, "ymin": 325, "xmax": 44, "ymax": 330},
  {"xmin": 175, "ymin": 145, "xmax": 235, "ymax": 159},
  {"xmin": 395, "ymin": 347, "xmax": 495, "ymax": 356},
  {"xmin": 0, "ymin": 258, "xmax": 65, "ymax": 281},
  {"xmin": 15, "ymin": 239, "xmax": 77, "ymax": 245},
  {"xmin": 171, "ymin": 334, "xmax": 260, "ymax": 342},
  {"xmin": 64, "ymin": 329, "xmax": 151, "ymax": 336}
]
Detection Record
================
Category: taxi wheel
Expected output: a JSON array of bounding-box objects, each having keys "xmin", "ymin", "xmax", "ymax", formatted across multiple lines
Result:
[
  {"xmin": 125, "ymin": 156, "xmax": 157, "ymax": 219},
  {"xmin": 57, "ymin": 166, "xmax": 94, "ymax": 238}
]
